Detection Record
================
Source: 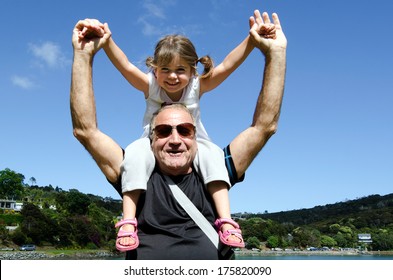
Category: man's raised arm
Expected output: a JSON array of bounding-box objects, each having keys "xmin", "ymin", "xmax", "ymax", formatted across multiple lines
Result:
[
  {"xmin": 70, "ymin": 19, "xmax": 123, "ymax": 184},
  {"xmin": 229, "ymin": 11, "xmax": 287, "ymax": 179}
]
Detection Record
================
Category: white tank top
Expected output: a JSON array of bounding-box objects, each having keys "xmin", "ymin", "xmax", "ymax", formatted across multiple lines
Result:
[{"xmin": 141, "ymin": 72, "xmax": 210, "ymax": 141}]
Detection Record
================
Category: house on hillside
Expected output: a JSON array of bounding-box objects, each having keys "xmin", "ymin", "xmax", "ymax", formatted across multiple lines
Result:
[
  {"xmin": 358, "ymin": 233, "xmax": 372, "ymax": 244},
  {"xmin": 0, "ymin": 199, "xmax": 22, "ymax": 212},
  {"xmin": 0, "ymin": 199, "xmax": 23, "ymax": 212},
  {"xmin": 358, "ymin": 233, "xmax": 372, "ymax": 251}
]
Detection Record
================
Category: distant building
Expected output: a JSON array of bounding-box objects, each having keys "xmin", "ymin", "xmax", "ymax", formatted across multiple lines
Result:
[
  {"xmin": 5, "ymin": 225, "xmax": 18, "ymax": 232},
  {"xmin": 358, "ymin": 233, "xmax": 372, "ymax": 243},
  {"xmin": 0, "ymin": 198, "xmax": 58, "ymax": 212},
  {"xmin": 0, "ymin": 199, "xmax": 21, "ymax": 211}
]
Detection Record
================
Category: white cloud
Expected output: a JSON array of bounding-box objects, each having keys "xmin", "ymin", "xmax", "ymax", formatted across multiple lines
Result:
[
  {"xmin": 28, "ymin": 41, "xmax": 69, "ymax": 68},
  {"xmin": 143, "ymin": 2, "xmax": 166, "ymax": 20},
  {"xmin": 138, "ymin": 18, "xmax": 162, "ymax": 37},
  {"xmin": 137, "ymin": 1, "xmax": 203, "ymax": 38},
  {"xmin": 138, "ymin": 0, "xmax": 177, "ymax": 36},
  {"xmin": 138, "ymin": 2, "xmax": 166, "ymax": 36},
  {"xmin": 11, "ymin": 75, "xmax": 35, "ymax": 90}
]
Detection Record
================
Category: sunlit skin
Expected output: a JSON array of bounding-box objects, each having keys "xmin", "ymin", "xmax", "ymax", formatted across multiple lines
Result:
[
  {"xmin": 154, "ymin": 56, "xmax": 193, "ymax": 102},
  {"xmin": 151, "ymin": 106, "xmax": 197, "ymax": 176}
]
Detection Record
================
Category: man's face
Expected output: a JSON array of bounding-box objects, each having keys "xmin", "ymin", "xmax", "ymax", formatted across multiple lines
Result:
[{"xmin": 151, "ymin": 107, "xmax": 197, "ymax": 176}]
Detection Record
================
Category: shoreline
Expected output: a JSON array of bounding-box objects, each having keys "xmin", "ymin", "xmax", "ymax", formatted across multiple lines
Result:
[
  {"xmin": 234, "ymin": 249, "xmax": 393, "ymax": 257},
  {"xmin": 0, "ymin": 250, "xmax": 123, "ymax": 260},
  {"xmin": 1, "ymin": 249, "xmax": 392, "ymax": 260}
]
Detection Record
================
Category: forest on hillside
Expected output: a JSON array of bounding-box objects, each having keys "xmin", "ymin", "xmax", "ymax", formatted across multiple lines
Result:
[{"xmin": 1, "ymin": 168, "xmax": 393, "ymax": 251}]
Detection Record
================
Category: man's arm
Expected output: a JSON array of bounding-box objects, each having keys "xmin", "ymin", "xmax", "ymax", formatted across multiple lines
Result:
[
  {"xmin": 229, "ymin": 11, "xmax": 287, "ymax": 179},
  {"xmin": 70, "ymin": 20, "xmax": 124, "ymax": 184}
]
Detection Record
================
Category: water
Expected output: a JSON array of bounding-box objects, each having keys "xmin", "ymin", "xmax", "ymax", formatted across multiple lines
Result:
[
  {"xmin": 234, "ymin": 254, "xmax": 393, "ymax": 260},
  {"xmin": 108, "ymin": 253, "xmax": 393, "ymax": 260}
]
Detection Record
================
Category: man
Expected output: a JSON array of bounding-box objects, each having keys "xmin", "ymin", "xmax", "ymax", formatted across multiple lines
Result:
[{"xmin": 70, "ymin": 10, "xmax": 287, "ymax": 259}]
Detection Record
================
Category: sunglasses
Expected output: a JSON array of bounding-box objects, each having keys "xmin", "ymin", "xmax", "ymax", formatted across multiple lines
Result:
[{"xmin": 152, "ymin": 123, "xmax": 196, "ymax": 139}]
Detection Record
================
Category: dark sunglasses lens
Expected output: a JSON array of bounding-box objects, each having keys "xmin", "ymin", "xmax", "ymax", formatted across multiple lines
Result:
[
  {"xmin": 177, "ymin": 123, "xmax": 194, "ymax": 137},
  {"xmin": 155, "ymin": 125, "xmax": 172, "ymax": 138},
  {"xmin": 154, "ymin": 123, "xmax": 195, "ymax": 138}
]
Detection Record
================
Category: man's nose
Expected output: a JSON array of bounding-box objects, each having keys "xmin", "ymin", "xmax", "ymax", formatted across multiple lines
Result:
[{"xmin": 168, "ymin": 128, "xmax": 181, "ymax": 143}]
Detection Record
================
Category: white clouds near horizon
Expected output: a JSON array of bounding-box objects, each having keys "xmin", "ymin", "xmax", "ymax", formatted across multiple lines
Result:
[{"xmin": 11, "ymin": 75, "xmax": 35, "ymax": 90}]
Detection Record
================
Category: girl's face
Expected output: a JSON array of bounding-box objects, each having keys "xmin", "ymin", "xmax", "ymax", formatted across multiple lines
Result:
[{"xmin": 155, "ymin": 55, "xmax": 193, "ymax": 98}]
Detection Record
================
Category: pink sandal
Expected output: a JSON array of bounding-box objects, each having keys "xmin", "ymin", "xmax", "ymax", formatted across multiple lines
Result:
[
  {"xmin": 214, "ymin": 218, "xmax": 245, "ymax": 248},
  {"xmin": 115, "ymin": 218, "xmax": 139, "ymax": 252}
]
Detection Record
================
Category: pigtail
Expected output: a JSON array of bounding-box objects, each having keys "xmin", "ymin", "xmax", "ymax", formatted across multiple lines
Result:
[
  {"xmin": 145, "ymin": 56, "xmax": 155, "ymax": 69},
  {"xmin": 197, "ymin": 55, "xmax": 214, "ymax": 79}
]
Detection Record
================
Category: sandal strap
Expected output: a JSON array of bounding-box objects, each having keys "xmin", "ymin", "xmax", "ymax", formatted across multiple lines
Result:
[
  {"xmin": 117, "ymin": 229, "xmax": 138, "ymax": 238},
  {"xmin": 115, "ymin": 218, "xmax": 137, "ymax": 228},
  {"xmin": 214, "ymin": 218, "xmax": 240, "ymax": 230},
  {"xmin": 221, "ymin": 228, "xmax": 244, "ymax": 242}
]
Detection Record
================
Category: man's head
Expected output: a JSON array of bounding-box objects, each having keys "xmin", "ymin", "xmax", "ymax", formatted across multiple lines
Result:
[{"xmin": 150, "ymin": 104, "xmax": 197, "ymax": 176}]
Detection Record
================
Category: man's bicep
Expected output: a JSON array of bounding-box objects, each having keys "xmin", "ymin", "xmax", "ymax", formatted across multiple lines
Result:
[
  {"xmin": 228, "ymin": 127, "xmax": 270, "ymax": 182},
  {"xmin": 84, "ymin": 131, "xmax": 124, "ymax": 184}
]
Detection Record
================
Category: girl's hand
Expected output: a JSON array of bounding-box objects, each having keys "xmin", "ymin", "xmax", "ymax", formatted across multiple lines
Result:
[
  {"xmin": 249, "ymin": 11, "xmax": 287, "ymax": 53},
  {"xmin": 77, "ymin": 19, "xmax": 105, "ymax": 39}
]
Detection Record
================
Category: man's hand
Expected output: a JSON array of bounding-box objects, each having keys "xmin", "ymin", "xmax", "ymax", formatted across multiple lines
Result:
[
  {"xmin": 249, "ymin": 10, "xmax": 287, "ymax": 54},
  {"xmin": 72, "ymin": 19, "xmax": 110, "ymax": 56}
]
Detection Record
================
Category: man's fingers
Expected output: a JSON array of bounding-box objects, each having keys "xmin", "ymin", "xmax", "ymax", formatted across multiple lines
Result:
[
  {"xmin": 262, "ymin": 12, "xmax": 271, "ymax": 24},
  {"xmin": 254, "ymin": 9, "xmax": 263, "ymax": 25}
]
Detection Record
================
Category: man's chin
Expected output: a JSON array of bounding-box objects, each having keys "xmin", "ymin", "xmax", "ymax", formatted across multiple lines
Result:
[{"xmin": 161, "ymin": 160, "xmax": 192, "ymax": 175}]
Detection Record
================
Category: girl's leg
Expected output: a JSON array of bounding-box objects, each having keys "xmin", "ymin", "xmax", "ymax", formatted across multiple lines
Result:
[
  {"xmin": 196, "ymin": 139, "xmax": 244, "ymax": 246},
  {"xmin": 208, "ymin": 181, "xmax": 243, "ymax": 245},
  {"xmin": 116, "ymin": 138, "xmax": 154, "ymax": 251},
  {"xmin": 117, "ymin": 190, "xmax": 141, "ymax": 247}
]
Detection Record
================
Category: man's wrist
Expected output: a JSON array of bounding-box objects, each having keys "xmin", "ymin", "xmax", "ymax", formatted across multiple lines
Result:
[
  {"xmin": 73, "ymin": 49, "xmax": 94, "ymax": 63},
  {"xmin": 264, "ymin": 48, "xmax": 286, "ymax": 60}
]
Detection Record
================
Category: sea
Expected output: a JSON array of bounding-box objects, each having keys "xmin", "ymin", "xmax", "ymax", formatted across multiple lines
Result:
[
  {"xmin": 233, "ymin": 254, "xmax": 393, "ymax": 260},
  {"xmin": 108, "ymin": 253, "xmax": 393, "ymax": 260}
]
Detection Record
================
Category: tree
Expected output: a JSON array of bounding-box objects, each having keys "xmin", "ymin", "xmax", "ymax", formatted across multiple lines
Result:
[
  {"xmin": 292, "ymin": 227, "xmax": 321, "ymax": 248},
  {"xmin": 240, "ymin": 217, "xmax": 265, "ymax": 240},
  {"xmin": 69, "ymin": 216, "xmax": 101, "ymax": 247},
  {"xmin": 64, "ymin": 189, "xmax": 91, "ymax": 215},
  {"xmin": 87, "ymin": 203, "xmax": 116, "ymax": 243},
  {"xmin": 266, "ymin": 235, "xmax": 280, "ymax": 248},
  {"xmin": 372, "ymin": 232, "xmax": 393, "ymax": 251},
  {"xmin": 320, "ymin": 235, "xmax": 337, "ymax": 247},
  {"xmin": 246, "ymin": 236, "xmax": 261, "ymax": 249},
  {"xmin": 0, "ymin": 168, "xmax": 25, "ymax": 199},
  {"xmin": 11, "ymin": 227, "xmax": 28, "ymax": 245},
  {"xmin": 0, "ymin": 224, "xmax": 10, "ymax": 243},
  {"xmin": 333, "ymin": 232, "xmax": 350, "ymax": 247},
  {"xmin": 29, "ymin": 177, "xmax": 37, "ymax": 186}
]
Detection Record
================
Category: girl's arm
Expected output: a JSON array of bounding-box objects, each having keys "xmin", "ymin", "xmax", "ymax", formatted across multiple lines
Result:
[
  {"xmin": 102, "ymin": 24, "xmax": 149, "ymax": 97},
  {"xmin": 199, "ymin": 35, "xmax": 254, "ymax": 96}
]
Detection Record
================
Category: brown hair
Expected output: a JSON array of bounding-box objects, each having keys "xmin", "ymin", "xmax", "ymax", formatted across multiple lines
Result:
[{"xmin": 146, "ymin": 34, "xmax": 214, "ymax": 79}]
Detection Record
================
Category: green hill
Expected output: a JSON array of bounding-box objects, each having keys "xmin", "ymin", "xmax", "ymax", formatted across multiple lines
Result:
[
  {"xmin": 1, "ymin": 168, "xmax": 393, "ymax": 251},
  {"xmin": 257, "ymin": 193, "xmax": 393, "ymax": 227}
]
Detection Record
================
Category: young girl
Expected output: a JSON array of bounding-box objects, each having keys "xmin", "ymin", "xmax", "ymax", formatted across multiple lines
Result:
[{"xmin": 79, "ymin": 20, "xmax": 276, "ymax": 251}]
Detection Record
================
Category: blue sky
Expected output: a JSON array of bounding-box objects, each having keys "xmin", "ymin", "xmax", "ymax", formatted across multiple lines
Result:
[{"xmin": 1, "ymin": 0, "xmax": 392, "ymax": 214}]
